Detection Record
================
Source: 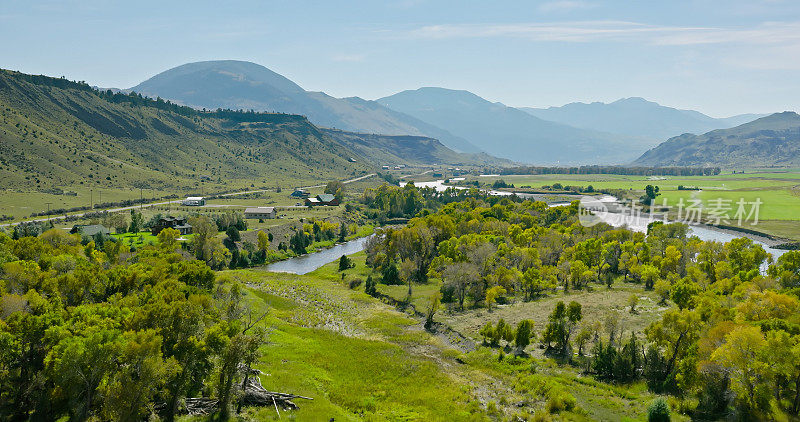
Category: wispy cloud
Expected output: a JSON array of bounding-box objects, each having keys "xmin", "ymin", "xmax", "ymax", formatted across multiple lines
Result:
[
  {"xmin": 403, "ymin": 20, "xmax": 800, "ymax": 46},
  {"xmin": 538, "ymin": 1, "xmax": 596, "ymax": 13}
]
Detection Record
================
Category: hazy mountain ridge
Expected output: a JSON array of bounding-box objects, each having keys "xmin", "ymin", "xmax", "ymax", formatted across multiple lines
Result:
[
  {"xmin": 378, "ymin": 87, "xmax": 654, "ymax": 165},
  {"xmin": 131, "ymin": 60, "xmax": 481, "ymax": 153},
  {"xmin": 521, "ymin": 97, "xmax": 767, "ymax": 141},
  {"xmin": 322, "ymin": 129, "xmax": 507, "ymax": 166},
  {"xmin": 632, "ymin": 112, "xmax": 800, "ymax": 167}
]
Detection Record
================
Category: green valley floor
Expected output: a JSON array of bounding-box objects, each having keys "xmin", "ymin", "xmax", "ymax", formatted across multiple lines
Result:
[{"xmin": 219, "ymin": 252, "xmax": 684, "ymax": 421}]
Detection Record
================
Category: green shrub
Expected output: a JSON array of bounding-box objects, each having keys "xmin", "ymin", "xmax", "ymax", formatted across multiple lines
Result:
[
  {"xmin": 546, "ymin": 391, "xmax": 576, "ymax": 413},
  {"xmin": 647, "ymin": 397, "xmax": 670, "ymax": 422},
  {"xmin": 359, "ymin": 396, "xmax": 377, "ymax": 413},
  {"xmin": 531, "ymin": 409, "xmax": 553, "ymax": 422}
]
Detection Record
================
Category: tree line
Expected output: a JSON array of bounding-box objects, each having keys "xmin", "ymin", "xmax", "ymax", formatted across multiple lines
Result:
[
  {"xmin": 500, "ymin": 165, "xmax": 722, "ymax": 176},
  {"xmin": 2, "ymin": 69, "xmax": 311, "ymax": 124},
  {"xmin": 362, "ymin": 189, "xmax": 800, "ymax": 419}
]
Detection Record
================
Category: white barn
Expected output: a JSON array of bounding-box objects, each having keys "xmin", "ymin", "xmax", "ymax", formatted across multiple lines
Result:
[{"xmin": 182, "ymin": 196, "xmax": 205, "ymax": 206}]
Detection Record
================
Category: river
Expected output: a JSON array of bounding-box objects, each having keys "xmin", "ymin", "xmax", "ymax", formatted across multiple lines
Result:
[
  {"xmin": 265, "ymin": 236, "xmax": 373, "ymax": 275},
  {"xmin": 268, "ymin": 183, "xmax": 787, "ymax": 275},
  {"xmin": 406, "ymin": 180, "xmax": 788, "ymax": 259}
]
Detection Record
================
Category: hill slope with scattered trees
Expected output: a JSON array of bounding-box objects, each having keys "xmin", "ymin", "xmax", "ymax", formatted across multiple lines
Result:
[
  {"xmin": 634, "ymin": 112, "xmax": 800, "ymax": 167},
  {"xmin": 0, "ymin": 69, "xmax": 484, "ymax": 193}
]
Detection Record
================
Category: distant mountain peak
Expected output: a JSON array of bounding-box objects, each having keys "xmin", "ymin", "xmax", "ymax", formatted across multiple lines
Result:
[
  {"xmin": 130, "ymin": 61, "xmax": 483, "ymax": 153},
  {"xmin": 378, "ymin": 87, "xmax": 653, "ymax": 165},
  {"xmin": 521, "ymin": 97, "xmax": 767, "ymax": 141},
  {"xmin": 611, "ymin": 97, "xmax": 660, "ymax": 106}
]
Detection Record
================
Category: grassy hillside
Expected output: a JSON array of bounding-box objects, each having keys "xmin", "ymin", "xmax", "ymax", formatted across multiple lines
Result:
[
  {"xmin": 633, "ymin": 111, "xmax": 800, "ymax": 167},
  {"xmin": 0, "ymin": 69, "xmax": 491, "ymax": 218},
  {"xmin": 0, "ymin": 69, "xmax": 369, "ymax": 192}
]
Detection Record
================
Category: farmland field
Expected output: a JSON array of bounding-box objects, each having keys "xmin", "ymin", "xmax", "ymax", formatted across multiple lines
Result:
[{"xmin": 471, "ymin": 170, "xmax": 800, "ymax": 239}]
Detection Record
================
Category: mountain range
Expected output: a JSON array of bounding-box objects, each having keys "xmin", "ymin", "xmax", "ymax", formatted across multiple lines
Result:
[
  {"xmin": 521, "ymin": 98, "xmax": 766, "ymax": 141},
  {"xmin": 131, "ymin": 61, "xmax": 480, "ymax": 153},
  {"xmin": 377, "ymin": 87, "xmax": 653, "ymax": 164},
  {"xmin": 633, "ymin": 112, "xmax": 800, "ymax": 167},
  {"xmin": 131, "ymin": 60, "xmax": 773, "ymax": 165}
]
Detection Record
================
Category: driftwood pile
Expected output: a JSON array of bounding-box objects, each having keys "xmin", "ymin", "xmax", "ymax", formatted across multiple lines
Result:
[
  {"xmin": 237, "ymin": 366, "xmax": 313, "ymax": 412},
  {"xmin": 164, "ymin": 366, "xmax": 312, "ymax": 416}
]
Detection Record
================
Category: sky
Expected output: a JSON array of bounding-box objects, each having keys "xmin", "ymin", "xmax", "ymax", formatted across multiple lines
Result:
[{"xmin": 1, "ymin": 0, "xmax": 799, "ymax": 117}]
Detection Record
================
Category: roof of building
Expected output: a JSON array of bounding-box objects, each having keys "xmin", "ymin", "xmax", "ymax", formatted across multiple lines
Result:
[
  {"xmin": 306, "ymin": 198, "xmax": 321, "ymax": 203},
  {"xmin": 76, "ymin": 225, "xmax": 110, "ymax": 237},
  {"xmin": 317, "ymin": 193, "xmax": 336, "ymax": 203},
  {"xmin": 244, "ymin": 207, "xmax": 275, "ymax": 214},
  {"xmin": 185, "ymin": 196, "xmax": 204, "ymax": 201},
  {"xmin": 159, "ymin": 216, "xmax": 186, "ymax": 222}
]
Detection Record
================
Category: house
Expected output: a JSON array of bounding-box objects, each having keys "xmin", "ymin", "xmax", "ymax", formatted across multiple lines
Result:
[
  {"xmin": 151, "ymin": 216, "xmax": 192, "ymax": 235},
  {"xmin": 290, "ymin": 189, "xmax": 309, "ymax": 199},
  {"xmin": 244, "ymin": 207, "xmax": 276, "ymax": 219},
  {"xmin": 70, "ymin": 224, "xmax": 110, "ymax": 237},
  {"xmin": 182, "ymin": 196, "xmax": 205, "ymax": 206},
  {"xmin": 305, "ymin": 194, "xmax": 339, "ymax": 207},
  {"xmin": 381, "ymin": 165, "xmax": 390, "ymax": 170}
]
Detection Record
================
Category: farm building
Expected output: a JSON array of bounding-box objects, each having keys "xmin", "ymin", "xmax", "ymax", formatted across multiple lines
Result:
[
  {"xmin": 289, "ymin": 189, "xmax": 309, "ymax": 199},
  {"xmin": 70, "ymin": 224, "xmax": 111, "ymax": 237},
  {"xmin": 244, "ymin": 207, "xmax": 276, "ymax": 219},
  {"xmin": 305, "ymin": 194, "xmax": 339, "ymax": 207},
  {"xmin": 182, "ymin": 196, "xmax": 205, "ymax": 206},
  {"xmin": 151, "ymin": 216, "xmax": 192, "ymax": 235}
]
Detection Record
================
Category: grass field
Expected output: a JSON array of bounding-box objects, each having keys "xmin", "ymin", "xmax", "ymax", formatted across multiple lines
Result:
[
  {"xmin": 112, "ymin": 231, "xmax": 161, "ymax": 247},
  {"xmin": 221, "ymin": 267, "xmax": 487, "ymax": 421},
  {"xmin": 471, "ymin": 171, "xmax": 800, "ymax": 239},
  {"xmin": 0, "ymin": 186, "xmax": 170, "ymax": 220},
  {"xmin": 218, "ymin": 251, "xmax": 687, "ymax": 421}
]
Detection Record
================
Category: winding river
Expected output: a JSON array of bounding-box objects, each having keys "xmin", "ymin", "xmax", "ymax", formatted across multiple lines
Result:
[
  {"xmin": 265, "ymin": 236, "xmax": 373, "ymax": 275},
  {"xmin": 267, "ymin": 182, "xmax": 788, "ymax": 275},
  {"xmin": 407, "ymin": 180, "xmax": 789, "ymax": 259}
]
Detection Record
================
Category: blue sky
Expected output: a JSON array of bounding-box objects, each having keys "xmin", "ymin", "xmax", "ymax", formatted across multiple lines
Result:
[{"xmin": 1, "ymin": 0, "xmax": 799, "ymax": 116}]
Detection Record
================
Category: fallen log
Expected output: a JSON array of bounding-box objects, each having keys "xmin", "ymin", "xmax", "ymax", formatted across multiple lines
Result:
[
  {"xmin": 185, "ymin": 398, "xmax": 218, "ymax": 415},
  {"xmin": 238, "ymin": 369, "xmax": 313, "ymax": 410},
  {"xmin": 160, "ymin": 366, "xmax": 312, "ymax": 416}
]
